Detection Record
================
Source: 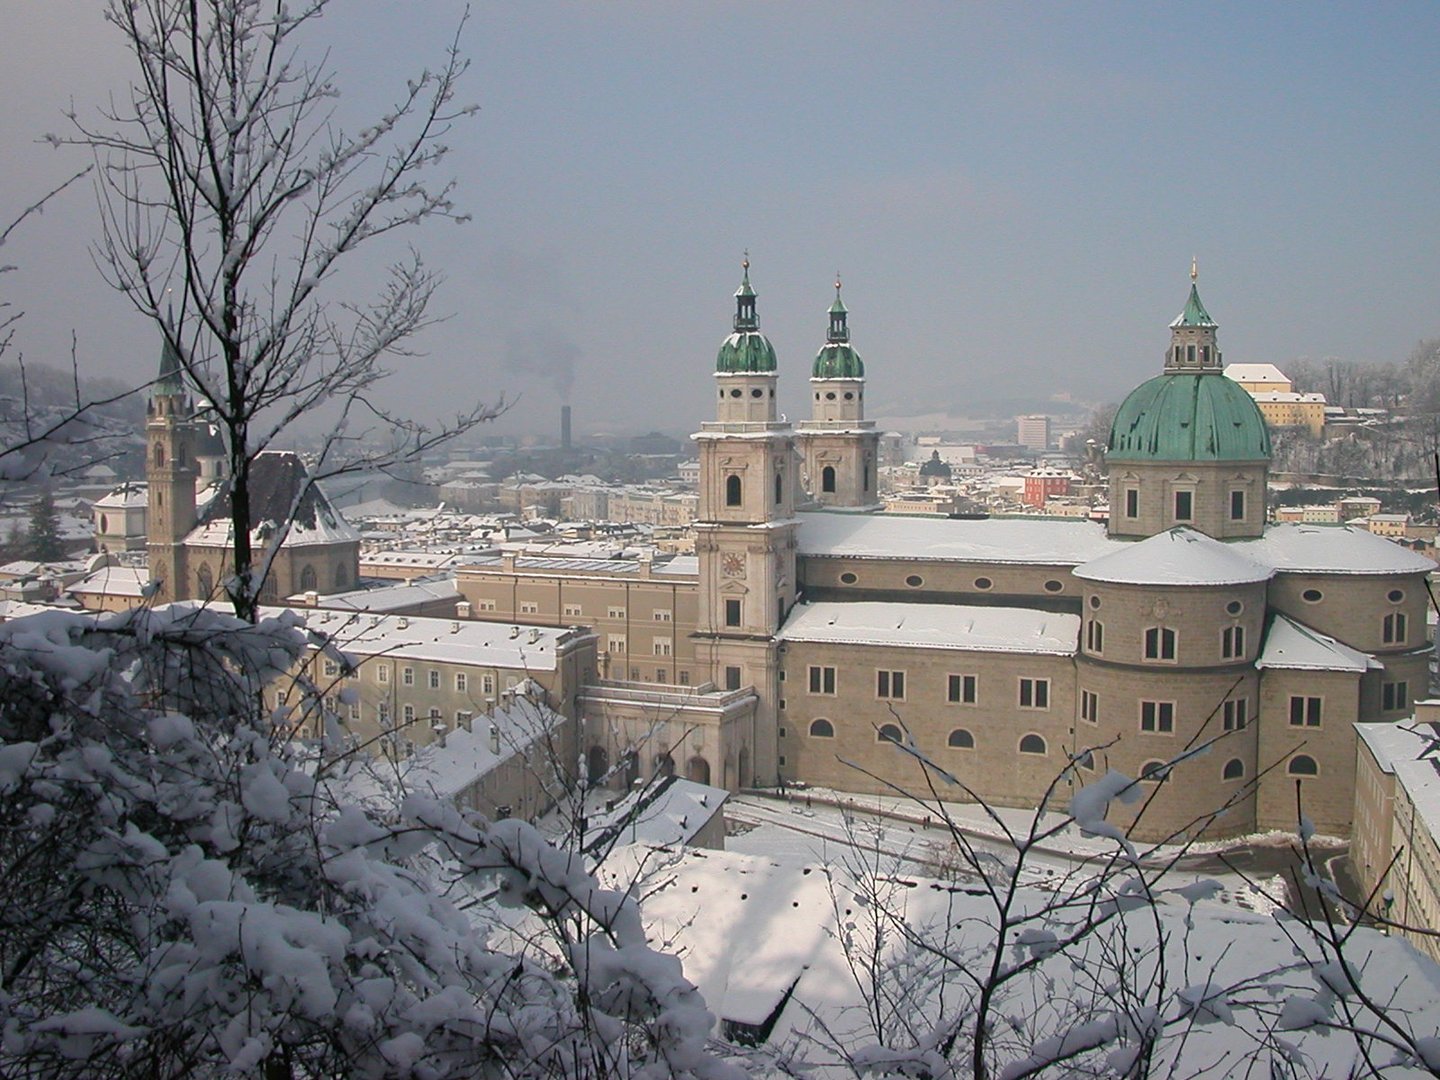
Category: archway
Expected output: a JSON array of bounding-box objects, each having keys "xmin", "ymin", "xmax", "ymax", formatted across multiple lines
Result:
[
  {"xmin": 821, "ymin": 465, "xmax": 836, "ymax": 493},
  {"xmin": 687, "ymin": 755, "xmax": 711, "ymax": 785},
  {"xmin": 587, "ymin": 745, "xmax": 609, "ymax": 785},
  {"xmin": 622, "ymin": 751, "xmax": 640, "ymax": 788},
  {"xmin": 655, "ymin": 752, "xmax": 675, "ymax": 779}
]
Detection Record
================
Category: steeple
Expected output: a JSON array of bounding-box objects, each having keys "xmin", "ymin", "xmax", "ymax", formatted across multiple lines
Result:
[
  {"xmin": 827, "ymin": 275, "xmax": 849, "ymax": 343},
  {"xmin": 733, "ymin": 253, "xmax": 759, "ymax": 333},
  {"xmin": 1165, "ymin": 260, "xmax": 1222, "ymax": 373}
]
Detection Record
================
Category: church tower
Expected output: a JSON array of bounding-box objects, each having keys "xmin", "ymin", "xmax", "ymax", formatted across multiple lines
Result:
[
  {"xmin": 1106, "ymin": 263, "xmax": 1270, "ymax": 540},
  {"xmin": 693, "ymin": 258, "xmax": 798, "ymax": 787},
  {"xmin": 146, "ymin": 332, "xmax": 198, "ymax": 600},
  {"xmin": 797, "ymin": 277, "xmax": 880, "ymax": 508}
]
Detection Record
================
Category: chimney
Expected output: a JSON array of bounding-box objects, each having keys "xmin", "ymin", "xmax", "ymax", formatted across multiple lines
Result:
[{"xmin": 561, "ymin": 404, "xmax": 572, "ymax": 450}]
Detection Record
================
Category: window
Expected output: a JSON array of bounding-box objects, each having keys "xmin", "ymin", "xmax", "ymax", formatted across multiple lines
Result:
[
  {"xmin": 725, "ymin": 666, "xmax": 742, "ymax": 691},
  {"xmin": 947, "ymin": 673, "xmax": 977, "ymax": 704},
  {"xmin": 1226, "ymin": 600, "xmax": 1243, "ymax": 616},
  {"xmin": 456, "ymin": 710, "xmax": 471, "ymax": 727},
  {"xmin": 1140, "ymin": 701, "xmax": 1175, "ymax": 734},
  {"xmin": 377, "ymin": 664, "xmax": 390, "ymax": 684},
  {"xmin": 1221, "ymin": 625, "xmax": 1245, "ymax": 659},
  {"xmin": 1222, "ymin": 698, "xmax": 1247, "ymax": 731},
  {"xmin": 947, "ymin": 728, "xmax": 975, "ymax": 749},
  {"xmin": 774, "ymin": 472, "xmax": 783, "ymax": 505},
  {"xmin": 481, "ymin": 674, "xmax": 495, "ymax": 696},
  {"xmin": 1086, "ymin": 619, "xmax": 1104, "ymax": 653},
  {"xmin": 809, "ymin": 666, "xmax": 837, "ymax": 695},
  {"xmin": 656, "ymin": 669, "xmax": 667, "ymax": 683},
  {"xmin": 1174, "ymin": 490, "xmax": 1193, "ymax": 521},
  {"xmin": 1383, "ymin": 612, "xmax": 1408, "ymax": 645},
  {"xmin": 428, "ymin": 670, "xmax": 440, "ymax": 690},
  {"xmin": 428, "ymin": 707, "xmax": 442, "ymax": 722},
  {"xmin": 402, "ymin": 704, "xmax": 415, "ymax": 723},
  {"xmin": 402, "ymin": 667, "xmax": 414, "ymax": 687},
  {"xmin": 653, "ymin": 638, "xmax": 672, "ymax": 656},
  {"xmin": 653, "ymin": 609, "xmax": 672, "ymax": 622},
  {"xmin": 724, "ymin": 599, "xmax": 742, "ymax": 627},
  {"xmin": 1081, "ymin": 690, "xmax": 1098, "ymax": 724},
  {"xmin": 1019, "ymin": 734, "xmax": 1047, "ymax": 755},
  {"xmin": 809, "ymin": 718, "xmax": 835, "ymax": 738},
  {"xmin": 877, "ymin": 723, "xmax": 902, "ymax": 744},
  {"xmin": 1388, "ymin": 589, "xmax": 1406, "ymax": 603},
  {"xmin": 477, "ymin": 599, "xmax": 497, "ymax": 612},
  {"xmin": 608, "ymin": 635, "xmax": 626, "ymax": 653},
  {"xmin": 905, "ymin": 574, "xmax": 924, "ymax": 588},
  {"xmin": 1143, "ymin": 626, "xmax": 1177, "ymax": 661},
  {"xmin": 1289, "ymin": 696, "xmax": 1322, "ymax": 727},
  {"xmin": 378, "ymin": 702, "xmax": 390, "ymax": 725},
  {"xmin": 974, "ymin": 576, "xmax": 993, "ymax": 590},
  {"xmin": 1288, "ymin": 754, "xmax": 1319, "ymax": 777},
  {"xmin": 455, "ymin": 673, "xmax": 467, "ymax": 692},
  {"xmin": 1383, "ymin": 681, "xmax": 1409, "ymax": 712},
  {"xmin": 299, "ymin": 564, "xmax": 317, "ymax": 592},
  {"xmin": 1125, "ymin": 488, "xmax": 1138, "ymax": 518},
  {"xmin": 608, "ymin": 606, "xmax": 626, "ymax": 619},
  {"xmin": 678, "ymin": 670, "xmax": 689, "ymax": 685},
  {"xmin": 1019, "ymin": 678, "xmax": 1049, "ymax": 709},
  {"xmin": 1229, "ymin": 489, "xmax": 1246, "ymax": 521},
  {"xmin": 1301, "ymin": 588, "xmax": 1323, "ymax": 603},
  {"xmin": 563, "ymin": 603, "xmax": 583, "ymax": 618},
  {"xmin": 1222, "ymin": 758, "xmax": 1245, "ymax": 781},
  {"xmin": 519, "ymin": 601, "xmax": 539, "ymax": 615},
  {"xmin": 1140, "ymin": 760, "xmax": 1170, "ymax": 783},
  {"xmin": 323, "ymin": 659, "xmax": 339, "ymax": 677},
  {"xmin": 877, "ymin": 670, "xmax": 906, "ymax": 700},
  {"xmin": 725, "ymin": 474, "xmax": 742, "ymax": 506},
  {"xmin": 821, "ymin": 465, "xmax": 836, "ymax": 493},
  {"xmin": 1043, "ymin": 579, "xmax": 1064, "ymax": 593}
]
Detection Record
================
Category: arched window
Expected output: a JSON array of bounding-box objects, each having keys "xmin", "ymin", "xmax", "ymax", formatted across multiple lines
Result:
[
  {"xmin": 153, "ymin": 443, "xmax": 165, "ymax": 468},
  {"xmin": 877, "ymin": 723, "xmax": 902, "ymax": 744},
  {"xmin": 1143, "ymin": 626, "xmax": 1177, "ymax": 661},
  {"xmin": 299, "ymin": 564, "xmax": 318, "ymax": 592},
  {"xmin": 809, "ymin": 718, "xmax": 835, "ymax": 738},
  {"xmin": 1140, "ymin": 760, "xmax": 1170, "ymax": 782},
  {"xmin": 655, "ymin": 752, "xmax": 675, "ymax": 778},
  {"xmin": 774, "ymin": 471, "xmax": 783, "ymax": 505},
  {"xmin": 725, "ymin": 474, "xmax": 742, "ymax": 507},
  {"xmin": 1019, "ymin": 734, "xmax": 1047, "ymax": 755},
  {"xmin": 196, "ymin": 564, "xmax": 214, "ymax": 599},
  {"xmin": 821, "ymin": 465, "xmax": 836, "ymax": 493},
  {"xmin": 1288, "ymin": 754, "xmax": 1319, "ymax": 777},
  {"xmin": 1222, "ymin": 758, "xmax": 1245, "ymax": 781},
  {"xmin": 947, "ymin": 728, "xmax": 975, "ymax": 749}
]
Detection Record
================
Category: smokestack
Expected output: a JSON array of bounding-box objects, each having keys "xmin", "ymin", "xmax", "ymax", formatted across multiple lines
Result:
[{"xmin": 561, "ymin": 404, "xmax": 572, "ymax": 450}]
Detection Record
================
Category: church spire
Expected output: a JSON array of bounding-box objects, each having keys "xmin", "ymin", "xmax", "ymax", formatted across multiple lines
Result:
[
  {"xmin": 733, "ymin": 252, "xmax": 759, "ymax": 332},
  {"xmin": 1166, "ymin": 261, "xmax": 1221, "ymax": 372},
  {"xmin": 827, "ymin": 274, "xmax": 849, "ymax": 344}
]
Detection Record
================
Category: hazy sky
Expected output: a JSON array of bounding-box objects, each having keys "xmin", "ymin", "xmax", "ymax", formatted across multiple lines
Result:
[{"xmin": 3, "ymin": 3, "xmax": 1439, "ymax": 441}]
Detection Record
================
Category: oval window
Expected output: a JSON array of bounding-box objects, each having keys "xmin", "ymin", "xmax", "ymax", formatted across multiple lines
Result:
[
  {"xmin": 750, "ymin": 388, "xmax": 764, "ymax": 398},
  {"xmin": 1044, "ymin": 580, "xmax": 1064, "ymax": 593},
  {"xmin": 825, "ymin": 391, "xmax": 837, "ymax": 400},
  {"xmin": 974, "ymin": 577, "xmax": 993, "ymax": 590},
  {"xmin": 905, "ymin": 574, "xmax": 924, "ymax": 588},
  {"xmin": 1226, "ymin": 600, "xmax": 1243, "ymax": 616},
  {"xmin": 1388, "ymin": 589, "xmax": 1405, "ymax": 603},
  {"xmin": 843, "ymin": 391, "xmax": 854, "ymax": 400},
  {"xmin": 839, "ymin": 572, "xmax": 858, "ymax": 585},
  {"xmin": 729, "ymin": 388, "xmax": 742, "ymax": 398},
  {"xmin": 1089, "ymin": 595, "xmax": 1101, "ymax": 610},
  {"xmin": 1302, "ymin": 589, "xmax": 1323, "ymax": 603}
]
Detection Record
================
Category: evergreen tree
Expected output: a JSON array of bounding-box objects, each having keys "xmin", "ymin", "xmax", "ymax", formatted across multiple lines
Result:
[{"xmin": 23, "ymin": 488, "xmax": 66, "ymax": 562}]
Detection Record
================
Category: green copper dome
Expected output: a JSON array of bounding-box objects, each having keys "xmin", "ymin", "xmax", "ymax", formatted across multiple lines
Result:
[
  {"xmin": 716, "ymin": 259, "xmax": 778, "ymax": 373},
  {"xmin": 1109, "ymin": 372, "xmax": 1271, "ymax": 462},
  {"xmin": 813, "ymin": 343, "xmax": 864, "ymax": 379}
]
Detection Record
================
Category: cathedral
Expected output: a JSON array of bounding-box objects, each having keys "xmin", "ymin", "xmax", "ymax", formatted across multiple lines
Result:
[{"xmin": 457, "ymin": 262, "xmax": 1432, "ymax": 841}]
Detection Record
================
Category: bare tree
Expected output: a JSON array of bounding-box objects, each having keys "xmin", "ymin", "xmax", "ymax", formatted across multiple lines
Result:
[{"xmin": 58, "ymin": 0, "xmax": 499, "ymax": 620}]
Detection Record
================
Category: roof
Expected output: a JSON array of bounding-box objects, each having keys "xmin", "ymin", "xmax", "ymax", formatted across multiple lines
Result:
[
  {"xmin": 1355, "ymin": 721, "xmax": 1440, "ymax": 775},
  {"xmin": 1224, "ymin": 363, "xmax": 1290, "ymax": 383},
  {"xmin": 716, "ymin": 264, "xmax": 777, "ymax": 374},
  {"xmin": 1108, "ymin": 372, "xmax": 1271, "ymax": 463},
  {"xmin": 797, "ymin": 510, "xmax": 1118, "ymax": 566},
  {"xmin": 811, "ymin": 342, "xmax": 864, "ymax": 379},
  {"xmin": 186, "ymin": 451, "xmax": 361, "ymax": 549},
  {"xmin": 66, "ymin": 564, "xmax": 150, "ymax": 600},
  {"xmin": 779, "ymin": 600, "xmax": 1079, "ymax": 656},
  {"xmin": 1231, "ymin": 524, "xmax": 1435, "ymax": 576},
  {"xmin": 1256, "ymin": 613, "xmax": 1380, "ymax": 674},
  {"xmin": 93, "ymin": 482, "xmax": 148, "ymax": 510},
  {"xmin": 1073, "ymin": 528, "xmax": 1273, "ymax": 587},
  {"xmin": 1170, "ymin": 282, "xmax": 1215, "ymax": 328},
  {"xmin": 585, "ymin": 775, "xmax": 728, "ymax": 852}
]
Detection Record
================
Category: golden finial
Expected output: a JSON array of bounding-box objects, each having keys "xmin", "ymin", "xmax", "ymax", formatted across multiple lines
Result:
[
  {"xmin": 742, "ymin": 250, "xmax": 750, "ymax": 273},
  {"xmin": 835, "ymin": 272, "xmax": 842, "ymax": 295},
  {"xmin": 1190, "ymin": 255, "xmax": 1198, "ymax": 283}
]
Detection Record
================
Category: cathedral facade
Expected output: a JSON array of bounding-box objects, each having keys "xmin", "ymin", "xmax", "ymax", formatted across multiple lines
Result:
[{"xmin": 459, "ymin": 264, "xmax": 1433, "ymax": 841}]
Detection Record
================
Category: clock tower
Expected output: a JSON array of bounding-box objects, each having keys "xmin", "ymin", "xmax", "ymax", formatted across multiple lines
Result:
[{"xmin": 693, "ymin": 258, "xmax": 798, "ymax": 787}]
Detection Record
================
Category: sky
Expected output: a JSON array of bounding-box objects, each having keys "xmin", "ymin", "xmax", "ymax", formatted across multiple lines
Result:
[{"xmin": 3, "ymin": 2, "xmax": 1440, "ymax": 442}]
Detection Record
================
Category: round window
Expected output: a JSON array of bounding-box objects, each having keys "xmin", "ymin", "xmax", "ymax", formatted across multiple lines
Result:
[
  {"xmin": 1388, "ymin": 589, "xmax": 1405, "ymax": 603},
  {"xmin": 905, "ymin": 574, "xmax": 924, "ymax": 588},
  {"xmin": 825, "ymin": 392, "xmax": 837, "ymax": 400},
  {"xmin": 843, "ymin": 391, "xmax": 854, "ymax": 400},
  {"xmin": 1088, "ymin": 595, "xmax": 1101, "ymax": 610},
  {"xmin": 1302, "ymin": 589, "xmax": 1323, "ymax": 603},
  {"xmin": 1044, "ymin": 580, "xmax": 1064, "ymax": 593},
  {"xmin": 974, "ymin": 577, "xmax": 993, "ymax": 590},
  {"xmin": 729, "ymin": 388, "xmax": 742, "ymax": 398},
  {"xmin": 1226, "ymin": 600, "xmax": 1243, "ymax": 616},
  {"xmin": 839, "ymin": 572, "xmax": 858, "ymax": 585},
  {"xmin": 750, "ymin": 388, "xmax": 763, "ymax": 398}
]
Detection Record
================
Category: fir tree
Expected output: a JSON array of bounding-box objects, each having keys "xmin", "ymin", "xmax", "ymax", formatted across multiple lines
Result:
[{"xmin": 23, "ymin": 488, "xmax": 66, "ymax": 562}]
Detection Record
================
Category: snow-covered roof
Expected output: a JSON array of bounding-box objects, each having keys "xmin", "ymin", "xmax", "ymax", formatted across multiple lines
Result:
[
  {"xmin": 302, "ymin": 577, "xmax": 460, "ymax": 613},
  {"xmin": 780, "ymin": 600, "xmax": 1079, "ymax": 656},
  {"xmin": 586, "ymin": 775, "xmax": 728, "ymax": 851},
  {"xmin": 93, "ymin": 481, "xmax": 148, "ymax": 510},
  {"xmin": 393, "ymin": 703, "xmax": 557, "ymax": 799},
  {"xmin": 1224, "ymin": 362, "xmax": 1290, "ymax": 383},
  {"xmin": 1256, "ymin": 614, "xmax": 1380, "ymax": 674},
  {"xmin": 1073, "ymin": 528, "xmax": 1273, "ymax": 586},
  {"xmin": 66, "ymin": 564, "xmax": 150, "ymax": 601},
  {"xmin": 186, "ymin": 451, "xmax": 361, "ymax": 549},
  {"xmin": 1355, "ymin": 721, "xmax": 1440, "ymax": 775},
  {"xmin": 797, "ymin": 511, "xmax": 1118, "ymax": 566},
  {"xmin": 1231, "ymin": 524, "xmax": 1435, "ymax": 576},
  {"xmin": 282, "ymin": 608, "xmax": 587, "ymax": 672}
]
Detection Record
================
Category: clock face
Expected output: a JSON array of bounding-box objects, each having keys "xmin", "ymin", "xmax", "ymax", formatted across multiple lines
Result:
[{"xmin": 722, "ymin": 553, "xmax": 745, "ymax": 577}]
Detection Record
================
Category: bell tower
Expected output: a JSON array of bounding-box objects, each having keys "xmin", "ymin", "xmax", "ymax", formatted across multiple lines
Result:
[
  {"xmin": 797, "ymin": 277, "xmax": 880, "ymax": 508},
  {"xmin": 694, "ymin": 257, "xmax": 798, "ymax": 787},
  {"xmin": 146, "ymin": 331, "xmax": 198, "ymax": 600}
]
